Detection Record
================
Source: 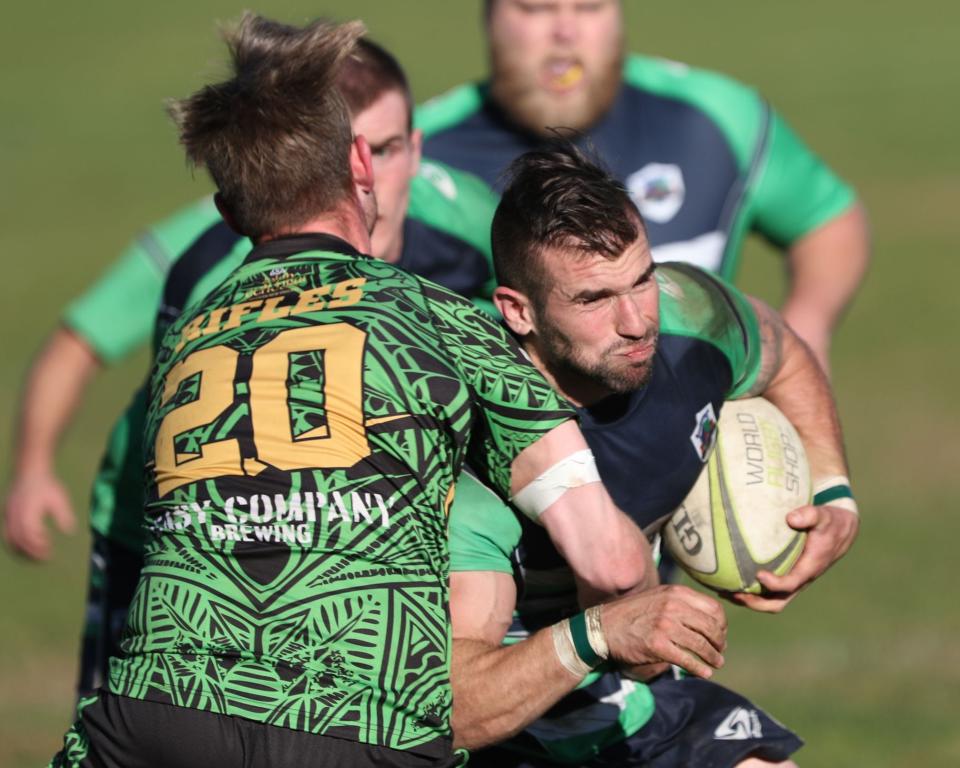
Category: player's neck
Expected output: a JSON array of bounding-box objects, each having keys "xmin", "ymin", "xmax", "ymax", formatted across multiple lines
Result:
[{"xmin": 258, "ymin": 199, "xmax": 373, "ymax": 255}]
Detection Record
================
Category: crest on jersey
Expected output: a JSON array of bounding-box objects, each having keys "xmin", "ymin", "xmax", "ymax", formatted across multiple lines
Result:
[
  {"xmin": 418, "ymin": 160, "xmax": 458, "ymax": 201},
  {"xmin": 626, "ymin": 163, "xmax": 685, "ymax": 224},
  {"xmin": 690, "ymin": 402, "xmax": 718, "ymax": 462}
]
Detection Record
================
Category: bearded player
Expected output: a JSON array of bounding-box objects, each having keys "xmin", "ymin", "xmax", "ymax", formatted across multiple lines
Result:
[
  {"xmin": 418, "ymin": 0, "xmax": 870, "ymax": 376},
  {"xmin": 446, "ymin": 142, "xmax": 859, "ymax": 766}
]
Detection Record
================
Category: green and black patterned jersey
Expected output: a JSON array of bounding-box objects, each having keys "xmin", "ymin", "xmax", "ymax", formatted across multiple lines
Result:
[
  {"xmin": 108, "ymin": 233, "xmax": 573, "ymax": 758},
  {"xmin": 83, "ymin": 160, "xmax": 499, "ymax": 552}
]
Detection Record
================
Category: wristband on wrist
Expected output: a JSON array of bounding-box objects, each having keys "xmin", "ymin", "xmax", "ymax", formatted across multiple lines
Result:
[
  {"xmin": 585, "ymin": 606, "xmax": 609, "ymax": 660},
  {"xmin": 552, "ymin": 607, "xmax": 610, "ymax": 679},
  {"xmin": 552, "ymin": 619, "xmax": 593, "ymax": 679},
  {"xmin": 813, "ymin": 475, "xmax": 858, "ymax": 515}
]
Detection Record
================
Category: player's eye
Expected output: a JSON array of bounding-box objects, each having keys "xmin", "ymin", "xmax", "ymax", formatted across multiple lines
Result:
[
  {"xmin": 575, "ymin": 293, "xmax": 605, "ymax": 306},
  {"xmin": 516, "ymin": 1, "xmax": 556, "ymax": 14}
]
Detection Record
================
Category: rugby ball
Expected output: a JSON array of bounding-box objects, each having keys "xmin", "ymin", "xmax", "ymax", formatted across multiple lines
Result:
[{"xmin": 663, "ymin": 398, "xmax": 810, "ymax": 594}]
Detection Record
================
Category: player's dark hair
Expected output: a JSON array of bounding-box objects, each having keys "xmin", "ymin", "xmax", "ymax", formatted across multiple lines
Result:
[
  {"xmin": 492, "ymin": 138, "xmax": 644, "ymax": 305},
  {"xmin": 339, "ymin": 38, "xmax": 413, "ymax": 131},
  {"xmin": 169, "ymin": 13, "xmax": 365, "ymax": 240}
]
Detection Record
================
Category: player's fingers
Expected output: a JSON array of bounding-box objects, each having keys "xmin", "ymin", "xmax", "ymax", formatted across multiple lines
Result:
[
  {"xmin": 669, "ymin": 585, "xmax": 728, "ymax": 623},
  {"xmin": 728, "ymin": 591, "xmax": 791, "ymax": 614},
  {"xmin": 669, "ymin": 633, "xmax": 723, "ymax": 679},
  {"xmin": 786, "ymin": 505, "xmax": 820, "ymax": 531},
  {"xmin": 678, "ymin": 625, "xmax": 726, "ymax": 670},
  {"xmin": 754, "ymin": 570, "xmax": 804, "ymax": 595},
  {"xmin": 676, "ymin": 606, "xmax": 727, "ymax": 653},
  {"xmin": 12, "ymin": 513, "xmax": 50, "ymax": 560},
  {"xmin": 757, "ymin": 546, "xmax": 824, "ymax": 593},
  {"xmin": 49, "ymin": 494, "xmax": 77, "ymax": 535}
]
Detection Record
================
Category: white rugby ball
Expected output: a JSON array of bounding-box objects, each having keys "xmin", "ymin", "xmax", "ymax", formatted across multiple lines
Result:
[{"xmin": 663, "ymin": 398, "xmax": 810, "ymax": 594}]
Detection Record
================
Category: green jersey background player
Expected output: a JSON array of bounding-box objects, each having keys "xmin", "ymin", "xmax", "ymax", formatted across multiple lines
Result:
[
  {"xmin": 416, "ymin": 0, "xmax": 870, "ymax": 377},
  {"xmin": 52, "ymin": 16, "xmax": 663, "ymax": 768}
]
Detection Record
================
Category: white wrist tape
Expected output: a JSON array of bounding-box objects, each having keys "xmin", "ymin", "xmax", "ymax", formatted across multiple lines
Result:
[
  {"xmin": 551, "ymin": 619, "xmax": 593, "ymax": 679},
  {"xmin": 813, "ymin": 475, "xmax": 859, "ymax": 516},
  {"xmin": 512, "ymin": 449, "xmax": 602, "ymax": 522}
]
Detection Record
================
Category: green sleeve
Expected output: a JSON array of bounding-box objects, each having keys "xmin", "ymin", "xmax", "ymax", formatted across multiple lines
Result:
[
  {"xmin": 62, "ymin": 197, "xmax": 221, "ymax": 362},
  {"xmin": 747, "ymin": 109, "xmax": 856, "ymax": 247},
  {"xmin": 409, "ymin": 160, "xmax": 497, "ymax": 257},
  {"xmin": 423, "ymin": 282, "xmax": 575, "ymax": 499},
  {"xmin": 657, "ymin": 264, "xmax": 762, "ymax": 398},
  {"xmin": 408, "ymin": 160, "xmax": 499, "ymax": 307},
  {"xmin": 449, "ymin": 470, "xmax": 520, "ymax": 574},
  {"xmin": 623, "ymin": 54, "xmax": 765, "ymax": 171},
  {"xmin": 623, "ymin": 55, "xmax": 856, "ymax": 275},
  {"xmin": 414, "ymin": 83, "xmax": 486, "ymax": 138}
]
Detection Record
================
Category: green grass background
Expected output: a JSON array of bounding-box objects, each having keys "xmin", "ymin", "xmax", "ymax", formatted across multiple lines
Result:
[{"xmin": 1, "ymin": 1, "xmax": 957, "ymax": 765}]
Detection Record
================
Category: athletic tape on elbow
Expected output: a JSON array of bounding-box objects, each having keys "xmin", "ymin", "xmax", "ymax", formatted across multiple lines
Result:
[{"xmin": 511, "ymin": 449, "xmax": 602, "ymax": 521}]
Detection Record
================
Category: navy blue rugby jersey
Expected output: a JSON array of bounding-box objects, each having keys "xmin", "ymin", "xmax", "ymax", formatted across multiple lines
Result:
[
  {"xmin": 515, "ymin": 263, "xmax": 761, "ymax": 575},
  {"xmin": 446, "ymin": 264, "xmax": 763, "ymax": 761},
  {"xmin": 417, "ymin": 54, "xmax": 855, "ymax": 281},
  {"xmin": 450, "ymin": 262, "xmax": 763, "ymax": 590}
]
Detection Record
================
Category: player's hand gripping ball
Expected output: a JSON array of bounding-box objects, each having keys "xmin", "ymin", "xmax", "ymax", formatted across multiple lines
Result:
[{"xmin": 663, "ymin": 398, "xmax": 809, "ymax": 594}]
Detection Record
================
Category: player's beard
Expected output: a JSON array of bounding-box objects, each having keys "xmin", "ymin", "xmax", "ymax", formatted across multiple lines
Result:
[
  {"xmin": 488, "ymin": 44, "xmax": 623, "ymax": 137},
  {"xmin": 539, "ymin": 321, "xmax": 659, "ymax": 397}
]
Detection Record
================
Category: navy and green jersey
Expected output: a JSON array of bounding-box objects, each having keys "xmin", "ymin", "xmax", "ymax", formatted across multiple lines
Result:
[
  {"xmin": 417, "ymin": 53, "xmax": 856, "ymax": 281},
  {"xmin": 86, "ymin": 160, "xmax": 499, "ymax": 550},
  {"xmin": 108, "ymin": 234, "xmax": 573, "ymax": 757},
  {"xmin": 448, "ymin": 264, "xmax": 762, "ymax": 763}
]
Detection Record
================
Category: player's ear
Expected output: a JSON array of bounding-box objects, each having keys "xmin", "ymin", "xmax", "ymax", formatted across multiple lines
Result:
[
  {"xmin": 494, "ymin": 285, "xmax": 535, "ymax": 336},
  {"xmin": 213, "ymin": 193, "xmax": 243, "ymax": 236},
  {"xmin": 350, "ymin": 134, "xmax": 375, "ymax": 195}
]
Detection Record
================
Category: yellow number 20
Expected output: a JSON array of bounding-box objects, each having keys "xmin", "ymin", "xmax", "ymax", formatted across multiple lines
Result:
[{"xmin": 154, "ymin": 323, "xmax": 370, "ymax": 497}]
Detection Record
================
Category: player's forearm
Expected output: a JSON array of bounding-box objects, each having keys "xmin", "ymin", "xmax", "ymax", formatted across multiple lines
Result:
[
  {"xmin": 781, "ymin": 203, "xmax": 870, "ymax": 369},
  {"xmin": 759, "ymin": 325, "xmax": 848, "ymax": 483},
  {"xmin": 541, "ymin": 484, "xmax": 656, "ymax": 606},
  {"xmin": 14, "ymin": 327, "xmax": 101, "ymax": 476},
  {"xmin": 512, "ymin": 421, "xmax": 654, "ymax": 600},
  {"xmin": 451, "ymin": 634, "xmax": 582, "ymax": 750}
]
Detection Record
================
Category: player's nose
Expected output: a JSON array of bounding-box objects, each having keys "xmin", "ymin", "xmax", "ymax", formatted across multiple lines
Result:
[
  {"xmin": 616, "ymin": 294, "xmax": 652, "ymax": 338},
  {"xmin": 551, "ymin": 7, "xmax": 579, "ymax": 44}
]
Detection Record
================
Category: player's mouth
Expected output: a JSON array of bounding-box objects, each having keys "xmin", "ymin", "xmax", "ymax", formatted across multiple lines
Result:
[
  {"xmin": 541, "ymin": 58, "xmax": 585, "ymax": 92},
  {"xmin": 619, "ymin": 340, "xmax": 655, "ymax": 361}
]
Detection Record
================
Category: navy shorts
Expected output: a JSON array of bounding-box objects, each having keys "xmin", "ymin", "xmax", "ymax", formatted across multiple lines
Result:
[{"xmin": 469, "ymin": 672, "xmax": 802, "ymax": 767}]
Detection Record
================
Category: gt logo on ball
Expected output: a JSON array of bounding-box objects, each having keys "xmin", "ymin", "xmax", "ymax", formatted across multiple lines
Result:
[{"xmin": 670, "ymin": 508, "xmax": 703, "ymax": 555}]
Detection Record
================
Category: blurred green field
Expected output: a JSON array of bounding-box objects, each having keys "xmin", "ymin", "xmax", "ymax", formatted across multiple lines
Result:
[{"xmin": 1, "ymin": 1, "xmax": 958, "ymax": 766}]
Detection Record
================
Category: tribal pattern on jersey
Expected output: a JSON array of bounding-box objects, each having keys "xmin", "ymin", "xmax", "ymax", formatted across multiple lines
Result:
[{"xmin": 108, "ymin": 234, "xmax": 572, "ymax": 757}]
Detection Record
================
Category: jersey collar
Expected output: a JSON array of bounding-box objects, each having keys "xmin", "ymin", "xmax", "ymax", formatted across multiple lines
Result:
[{"xmin": 242, "ymin": 232, "xmax": 369, "ymax": 266}]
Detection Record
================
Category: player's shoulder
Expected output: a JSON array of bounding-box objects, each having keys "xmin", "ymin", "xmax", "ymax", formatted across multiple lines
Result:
[
  {"xmin": 412, "ymin": 159, "xmax": 497, "ymax": 210},
  {"xmin": 141, "ymin": 196, "xmax": 222, "ymax": 255},
  {"xmin": 656, "ymin": 262, "xmax": 750, "ymax": 342},
  {"xmin": 414, "ymin": 81, "xmax": 487, "ymax": 138},
  {"xmin": 623, "ymin": 53, "xmax": 767, "ymax": 167},
  {"xmin": 408, "ymin": 159, "xmax": 498, "ymax": 252}
]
